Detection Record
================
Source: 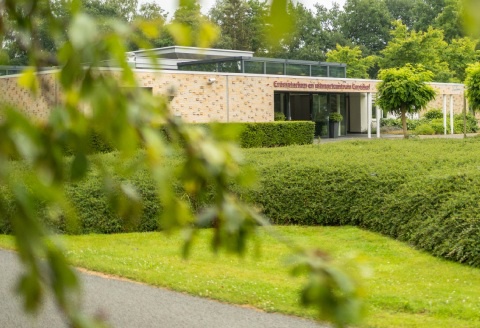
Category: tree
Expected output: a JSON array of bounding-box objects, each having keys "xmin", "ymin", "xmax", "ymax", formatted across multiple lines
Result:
[
  {"xmin": 376, "ymin": 64, "xmax": 437, "ymax": 138},
  {"xmin": 209, "ymin": 0, "xmax": 252, "ymax": 50},
  {"xmin": 168, "ymin": 0, "xmax": 219, "ymax": 47},
  {"xmin": 379, "ymin": 21, "xmax": 453, "ymax": 82},
  {"xmin": 0, "ymin": 1, "xmax": 362, "ymax": 328},
  {"xmin": 465, "ymin": 63, "xmax": 480, "ymax": 112},
  {"xmin": 385, "ymin": 0, "xmax": 420, "ymax": 30},
  {"xmin": 246, "ymin": 0, "xmax": 270, "ymax": 54},
  {"xmin": 433, "ymin": 0, "xmax": 464, "ymax": 41},
  {"xmin": 443, "ymin": 37, "xmax": 479, "ymax": 82},
  {"xmin": 412, "ymin": 0, "xmax": 446, "ymax": 32},
  {"xmin": 326, "ymin": 45, "xmax": 377, "ymax": 78},
  {"xmin": 339, "ymin": 0, "xmax": 392, "ymax": 55},
  {"xmin": 133, "ymin": 2, "xmax": 174, "ymax": 48}
]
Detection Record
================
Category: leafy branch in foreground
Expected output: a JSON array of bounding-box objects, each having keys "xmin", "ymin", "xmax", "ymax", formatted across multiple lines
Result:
[{"xmin": 0, "ymin": 1, "xmax": 363, "ymax": 327}]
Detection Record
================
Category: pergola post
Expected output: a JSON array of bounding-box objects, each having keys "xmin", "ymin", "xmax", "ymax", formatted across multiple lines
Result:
[
  {"xmin": 376, "ymin": 104, "xmax": 381, "ymax": 138},
  {"xmin": 443, "ymin": 94, "xmax": 447, "ymax": 135},
  {"xmin": 450, "ymin": 95, "xmax": 454, "ymax": 135},
  {"xmin": 367, "ymin": 92, "xmax": 372, "ymax": 139}
]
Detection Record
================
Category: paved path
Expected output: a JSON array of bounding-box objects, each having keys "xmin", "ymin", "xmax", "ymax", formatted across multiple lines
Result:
[{"xmin": 0, "ymin": 249, "xmax": 326, "ymax": 328}]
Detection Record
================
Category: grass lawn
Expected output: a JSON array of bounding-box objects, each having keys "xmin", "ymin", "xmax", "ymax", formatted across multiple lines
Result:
[{"xmin": 1, "ymin": 226, "xmax": 479, "ymax": 328}]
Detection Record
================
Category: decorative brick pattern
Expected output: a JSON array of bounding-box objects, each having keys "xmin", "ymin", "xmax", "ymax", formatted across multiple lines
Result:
[{"xmin": 0, "ymin": 70, "xmax": 467, "ymax": 122}]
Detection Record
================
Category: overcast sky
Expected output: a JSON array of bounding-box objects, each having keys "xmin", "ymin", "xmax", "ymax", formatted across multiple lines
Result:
[{"xmin": 142, "ymin": 0, "xmax": 346, "ymax": 17}]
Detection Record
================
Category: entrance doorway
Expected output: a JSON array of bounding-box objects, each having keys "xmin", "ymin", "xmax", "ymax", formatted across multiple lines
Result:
[{"xmin": 274, "ymin": 92, "xmax": 348, "ymax": 138}]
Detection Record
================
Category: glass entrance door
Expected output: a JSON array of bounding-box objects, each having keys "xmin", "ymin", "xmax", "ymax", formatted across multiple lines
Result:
[{"xmin": 312, "ymin": 94, "xmax": 329, "ymax": 137}]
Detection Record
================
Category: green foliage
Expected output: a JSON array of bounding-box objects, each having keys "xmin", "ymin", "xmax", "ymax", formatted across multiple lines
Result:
[
  {"xmin": 414, "ymin": 123, "xmax": 435, "ymax": 135},
  {"xmin": 329, "ymin": 113, "xmax": 343, "ymax": 123},
  {"xmin": 326, "ymin": 45, "xmax": 377, "ymax": 79},
  {"xmin": 424, "ymin": 108, "xmax": 444, "ymax": 120},
  {"xmin": 0, "ymin": 1, "xmax": 363, "ymax": 327},
  {"xmin": 465, "ymin": 62, "xmax": 480, "ymax": 111},
  {"xmin": 238, "ymin": 122, "xmax": 315, "ymax": 148},
  {"xmin": 379, "ymin": 21, "xmax": 453, "ymax": 82},
  {"xmin": 376, "ymin": 64, "xmax": 436, "ymax": 138},
  {"xmin": 274, "ymin": 112, "xmax": 286, "ymax": 121},
  {"xmin": 340, "ymin": 0, "xmax": 392, "ymax": 54},
  {"xmin": 241, "ymin": 139, "xmax": 480, "ymax": 267},
  {"xmin": 385, "ymin": 109, "xmax": 479, "ymax": 135}
]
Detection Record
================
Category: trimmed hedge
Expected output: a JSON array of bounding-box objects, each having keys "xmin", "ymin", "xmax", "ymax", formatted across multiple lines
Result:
[
  {"xmin": 237, "ymin": 121, "xmax": 315, "ymax": 148},
  {"xmin": 3, "ymin": 139, "xmax": 480, "ymax": 268},
  {"xmin": 84, "ymin": 122, "xmax": 315, "ymax": 153},
  {"xmin": 243, "ymin": 140, "xmax": 480, "ymax": 267}
]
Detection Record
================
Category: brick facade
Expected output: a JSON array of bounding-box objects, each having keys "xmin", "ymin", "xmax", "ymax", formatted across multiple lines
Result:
[{"xmin": 0, "ymin": 69, "xmax": 467, "ymax": 123}]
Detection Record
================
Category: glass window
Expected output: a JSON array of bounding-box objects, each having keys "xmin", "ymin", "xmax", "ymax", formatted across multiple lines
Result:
[
  {"xmin": 266, "ymin": 62, "xmax": 285, "ymax": 75},
  {"xmin": 244, "ymin": 61, "xmax": 264, "ymax": 74},
  {"xmin": 286, "ymin": 64, "xmax": 310, "ymax": 76},
  {"xmin": 311, "ymin": 65, "xmax": 328, "ymax": 77},
  {"xmin": 218, "ymin": 60, "xmax": 241, "ymax": 73},
  {"xmin": 329, "ymin": 66, "xmax": 346, "ymax": 78}
]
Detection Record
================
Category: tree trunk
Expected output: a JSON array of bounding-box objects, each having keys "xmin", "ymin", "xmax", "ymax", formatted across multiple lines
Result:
[{"xmin": 401, "ymin": 109, "xmax": 408, "ymax": 139}]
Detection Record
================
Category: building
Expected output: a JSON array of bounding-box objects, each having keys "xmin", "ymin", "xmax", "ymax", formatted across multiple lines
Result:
[{"xmin": 0, "ymin": 46, "xmax": 466, "ymax": 138}]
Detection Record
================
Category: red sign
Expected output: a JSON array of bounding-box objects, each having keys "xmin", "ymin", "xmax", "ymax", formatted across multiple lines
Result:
[{"xmin": 273, "ymin": 81, "xmax": 371, "ymax": 91}]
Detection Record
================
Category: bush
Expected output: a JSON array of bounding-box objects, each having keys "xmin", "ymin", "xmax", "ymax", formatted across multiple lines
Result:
[
  {"xmin": 414, "ymin": 123, "xmax": 435, "ymax": 135},
  {"xmin": 274, "ymin": 112, "xmax": 286, "ymax": 121},
  {"xmin": 5, "ymin": 139, "xmax": 480, "ymax": 268},
  {"xmin": 238, "ymin": 122, "xmax": 315, "ymax": 148},
  {"xmin": 380, "ymin": 118, "xmax": 401, "ymax": 128},
  {"xmin": 424, "ymin": 108, "xmax": 443, "ymax": 120},
  {"xmin": 239, "ymin": 140, "xmax": 480, "ymax": 267}
]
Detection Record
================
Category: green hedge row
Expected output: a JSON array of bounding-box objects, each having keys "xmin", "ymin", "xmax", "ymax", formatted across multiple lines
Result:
[
  {"xmin": 3, "ymin": 138, "xmax": 480, "ymax": 268},
  {"xmin": 83, "ymin": 122, "xmax": 315, "ymax": 153},
  {"xmin": 236, "ymin": 121, "xmax": 315, "ymax": 147},
  {"xmin": 243, "ymin": 140, "xmax": 480, "ymax": 267}
]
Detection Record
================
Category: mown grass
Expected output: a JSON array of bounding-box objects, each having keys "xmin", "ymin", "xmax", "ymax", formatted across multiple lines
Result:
[{"xmin": 1, "ymin": 226, "xmax": 480, "ymax": 328}]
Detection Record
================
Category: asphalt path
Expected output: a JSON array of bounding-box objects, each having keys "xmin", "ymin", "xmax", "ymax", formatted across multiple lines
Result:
[{"xmin": 0, "ymin": 249, "xmax": 327, "ymax": 328}]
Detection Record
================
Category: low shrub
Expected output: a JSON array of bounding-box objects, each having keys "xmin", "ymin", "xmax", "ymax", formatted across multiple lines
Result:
[
  {"xmin": 380, "ymin": 118, "xmax": 401, "ymax": 128},
  {"xmin": 274, "ymin": 112, "xmax": 286, "ymax": 121},
  {"xmin": 237, "ymin": 122, "xmax": 315, "ymax": 148},
  {"xmin": 414, "ymin": 123, "xmax": 435, "ymax": 135},
  {"xmin": 240, "ymin": 140, "xmax": 480, "ymax": 267},
  {"xmin": 4, "ymin": 139, "xmax": 480, "ymax": 268},
  {"xmin": 424, "ymin": 108, "xmax": 443, "ymax": 120}
]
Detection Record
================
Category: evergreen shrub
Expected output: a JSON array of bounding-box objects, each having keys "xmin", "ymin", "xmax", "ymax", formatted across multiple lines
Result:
[
  {"xmin": 4, "ymin": 139, "xmax": 480, "ymax": 267},
  {"xmin": 414, "ymin": 124, "xmax": 435, "ymax": 135}
]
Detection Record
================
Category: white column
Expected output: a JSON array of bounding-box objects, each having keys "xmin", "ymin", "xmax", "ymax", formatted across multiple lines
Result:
[
  {"xmin": 376, "ymin": 105, "xmax": 381, "ymax": 138},
  {"xmin": 450, "ymin": 95, "xmax": 454, "ymax": 135},
  {"xmin": 443, "ymin": 94, "xmax": 447, "ymax": 135},
  {"xmin": 337, "ymin": 94, "xmax": 341, "ymax": 136},
  {"xmin": 367, "ymin": 92, "xmax": 372, "ymax": 139}
]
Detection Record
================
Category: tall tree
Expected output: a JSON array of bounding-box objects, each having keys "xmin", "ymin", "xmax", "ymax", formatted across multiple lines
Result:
[
  {"xmin": 246, "ymin": 0, "xmax": 269, "ymax": 54},
  {"xmin": 412, "ymin": 0, "xmax": 446, "ymax": 31},
  {"xmin": 443, "ymin": 37, "xmax": 479, "ymax": 82},
  {"xmin": 265, "ymin": 2, "xmax": 348, "ymax": 61},
  {"xmin": 433, "ymin": 0, "xmax": 464, "ymax": 41},
  {"xmin": 326, "ymin": 45, "xmax": 377, "ymax": 78},
  {"xmin": 169, "ymin": 0, "xmax": 219, "ymax": 47},
  {"xmin": 340, "ymin": 0, "xmax": 392, "ymax": 55},
  {"xmin": 385, "ymin": 0, "xmax": 420, "ymax": 30},
  {"xmin": 134, "ymin": 2, "xmax": 174, "ymax": 48},
  {"xmin": 379, "ymin": 21, "xmax": 453, "ymax": 82},
  {"xmin": 209, "ymin": 0, "xmax": 252, "ymax": 50},
  {"xmin": 376, "ymin": 64, "xmax": 436, "ymax": 138}
]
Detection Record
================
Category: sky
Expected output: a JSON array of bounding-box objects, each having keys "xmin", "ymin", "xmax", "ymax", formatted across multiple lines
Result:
[{"xmin": 142, "ymin": 0, "xmax": 346, "ymax": 17}]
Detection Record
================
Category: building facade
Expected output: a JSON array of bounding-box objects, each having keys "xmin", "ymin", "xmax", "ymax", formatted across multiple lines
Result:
[{"xmin": 0, "ymin": 47, "xmax": 466, "ymax": 138}]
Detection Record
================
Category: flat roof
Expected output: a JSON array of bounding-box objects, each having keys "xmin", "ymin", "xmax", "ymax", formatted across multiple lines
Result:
[{"xmin": 127, "ymin": 46, "xmax": 254, "ymax": 60}]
